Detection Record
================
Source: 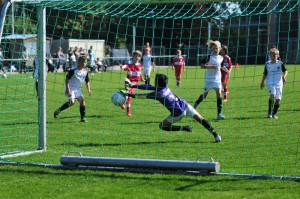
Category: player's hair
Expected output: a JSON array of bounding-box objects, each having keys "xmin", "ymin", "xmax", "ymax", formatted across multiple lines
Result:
[
  {"xmin": 133, "ymin": 50, "xmax": 142, "ymax": 57},
  {"xmin": 176, "ymin": 50, "xmax": 181, "ymax": 53},
  {"xmin": 270, "ymin": 48, "xmax": 279, "ymax": 55},
  {"xmin": 221, "ymin": 45, "xmax": 228, "ymax": 55},
  {"xmin": 207, "ymin": 40, "xmax": 221, "ymax": 49},
  {"xmin": 78, "ymin": 56, "xmax": 87, "ymax": 63},
  {"xmin": 155, "ymin": 74, "xmax": 168, "ymax": 88}
]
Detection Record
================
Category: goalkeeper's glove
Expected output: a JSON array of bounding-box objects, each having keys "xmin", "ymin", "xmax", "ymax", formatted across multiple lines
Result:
[
  {"xmin": 120, "ymin": 89, "xmax": 130, "ymax": 96},
  {"xmin": 124, "ymin": 77, "xmax": 133, "ymax": 88}
]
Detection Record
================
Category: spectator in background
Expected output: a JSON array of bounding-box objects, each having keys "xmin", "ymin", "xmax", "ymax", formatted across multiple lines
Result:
[
  {"xmin": 89, "ymin": 45, "xmax": 96, "ymax": 58},
  {"xmin": 67, "ymin": 47, "xmax": 73, "ymax": 69},
  {"xmin": 57, "ymin": 47, "xmax": 66, "ymax": 72},
  {"xmin": 22, "ymin": 46, "xmax": 30, "ymax": 74},
  {"xmin": 87, "ymin": 49, "xmax": 96, "ymax": 75},
  {"xmin": 79, "ymin": 47, "xmax": 86, "ymax": 56},
  {"xmin": 144, "ymin": 42, "xmax": 152, "ymax": 54},
  {"xmin": 96, "ymin": 57, "xmax": 109, "ymax": 72},
  {"xmin": 70, "ymin": 50, "xmax": 77, "ymax": 69}
]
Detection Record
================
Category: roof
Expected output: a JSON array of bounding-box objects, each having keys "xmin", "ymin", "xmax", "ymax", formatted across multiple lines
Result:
[{"xmin": 2, "ymin": 34, "xmax": 37, "ymax": 40}]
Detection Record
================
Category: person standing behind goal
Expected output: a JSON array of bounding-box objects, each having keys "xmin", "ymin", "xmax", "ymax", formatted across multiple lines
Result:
[
  {"xmin": 141, "ymin": 47, "xmax": 155, "ymax": 85},
  {"xmin": 172, "ymin": 49, "xmax": 185, "ymax": 87},
  {"xmin": 54, "ymin": 56, "xmax": 92, "ymax": 122},
  {"xmin": 220, "ymin": 45, "xmax": 232, "ymax": 102},
  {"xmin": 260, "ymin": 48, "xmax": 288, "ymax": 119}
]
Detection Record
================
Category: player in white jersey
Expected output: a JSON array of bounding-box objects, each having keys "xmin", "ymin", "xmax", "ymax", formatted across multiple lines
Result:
[
  {"xmin": 194, "ymin": 40, "xmax": 229, "ymax": 120},
  {"xmin": 141, "ymin": 48, "xmax": 155, "ymax": 85},
  {"xmin": 54, "ymin": 56, "xmax": 92, "ymax": 122},
  {"xmin": 260, "ymin": 48, "xmax": 288, "ymax": 119}
]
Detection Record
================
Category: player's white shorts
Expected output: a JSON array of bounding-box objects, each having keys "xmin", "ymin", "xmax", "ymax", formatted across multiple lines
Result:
[
  {"xmin": 267, "ymin": 84, "xmax": 283, "ymax": 99},
  {"xmin": 66, "ymin": 89, "xmax": 83, "ymax": 99},
  {"xmin": 166, "ymin": 104, "xmax": 197, "ymax": 123},
  {"xmin": 143, "ymin": 67, "xmax": 152, "ymax": 76},
  {"xmin": 204, "ymin": 81, "xmax": 222, "ymax": 92}
]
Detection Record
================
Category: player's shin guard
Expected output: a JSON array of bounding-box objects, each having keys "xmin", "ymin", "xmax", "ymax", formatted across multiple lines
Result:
[
  {"xmin": 217, "ymin": 98, "xmax": 223, "ymax": 114},
  {"xmin": 268, "ymin": 99, "xmax": 274, "ymax": 114},
  {"xmin": 273, "ymin": 104, "xmax": 280, "ymax": 115},
  {"xmin": 80, "ymin": 105, "xmax": 86, "ymax": 119}
]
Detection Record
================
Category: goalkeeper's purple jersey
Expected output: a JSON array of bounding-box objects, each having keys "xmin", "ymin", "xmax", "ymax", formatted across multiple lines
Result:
[{"xmin": 137, "ymin": 85, "xmax": 188, "ymax": 117}]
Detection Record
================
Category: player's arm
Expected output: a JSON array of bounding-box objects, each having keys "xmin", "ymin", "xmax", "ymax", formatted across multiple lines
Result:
[
  {"xmin": 65, "ymin": 69, "xmax": 74, "ymax": 96},
  {"xmin": 282, "ymin": 63, "xmax": 288, "ymax": 85},
  {"xmin": 85, "ymin": 74, "xmax": 92, "ymax": 95},
  {"xmin": 260, "ymin": 65, "xmax": 267, "ymax": 89}
]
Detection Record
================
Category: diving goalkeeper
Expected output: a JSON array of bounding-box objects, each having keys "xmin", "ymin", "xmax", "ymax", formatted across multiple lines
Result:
[{"xmin": 121, "ymin": 74, "xmax": 221, "ymax": 143}]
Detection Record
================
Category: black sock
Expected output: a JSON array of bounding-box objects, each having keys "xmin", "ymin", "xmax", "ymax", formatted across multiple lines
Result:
[
  {"xmin": 59, "ymin": 102, "xmax": 71, "ymax": 112},
  {"xmin": 80, "ymin": 105, "xmax": 86, "ymax": 119},
  {"xmin": 161, "ymin": 125, "xmax": 191, "ymax": 132},
  {"xmin": 195, "ymin": 94, "xmax": 205, "ymax": 106},
  {"xmin": 217, "ymin": 98, "xmax": 222, "ymax": 114},
  {"xmin": 268, "ymin": 99, "xmax": 274, "ymax": 114},
  {"xmin": 200, "ymin": 119, "xmax": 214, "ymax": 133},
  {"xmin": 273, "ymin": 104, "xmax": 280, "ymax": 115}
]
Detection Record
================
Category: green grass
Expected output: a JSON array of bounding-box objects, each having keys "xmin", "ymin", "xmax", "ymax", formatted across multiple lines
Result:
[
  {"xmin": 0, "ymin": 164, "xmax": 299, "ymax": 199},
  {"xmin": 0, "ymin": 65, "xmax": 300, "ymax": 198}
]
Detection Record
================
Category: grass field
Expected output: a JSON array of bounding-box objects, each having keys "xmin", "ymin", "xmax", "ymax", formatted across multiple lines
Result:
[{"xmin": 0, "ymin": 65, "xmax": 300, "ymax": 198}]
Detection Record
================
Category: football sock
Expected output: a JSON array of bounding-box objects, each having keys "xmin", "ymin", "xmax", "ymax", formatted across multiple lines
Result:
[
  {"xmin": 80, "ymin": 105, "xmax": 86, "ymax": 119},
  {"xmin": 217, "ymin": 98, "xmax": 223, "ymax": 114},
  {"xmin": 195, "ymin": 94, "xmax": 205, "ymax": 106},
  {"xmin": 200, "ymin": 119, "xmax": 214, "ymax": 133},
  {"xmin": 273, "ymin": 104, "xmax": 280, "ymax": 115},
  {"xmin": 268, "ymin": 99, "xmax": 274, "ymax": 114},
  {"xmin": 59, "ymin": 102, "xmax": 72, "ymax": 112},
  {"xmin": 160, "ymin": 125, "xmax": 191, "ymax": 132}
]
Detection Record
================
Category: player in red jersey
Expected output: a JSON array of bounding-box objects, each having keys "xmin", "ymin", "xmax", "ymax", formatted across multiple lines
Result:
[
  {"xmin": 120, "ymin": 50, "xmax": 144, "ymax": 116},
  {"xmin": 220, "ymin": 45, "xmax": 232, "ymax": 102},
  {"xmin": 172, "ymin": 50, "xmax": 185, "ymax": 87}
]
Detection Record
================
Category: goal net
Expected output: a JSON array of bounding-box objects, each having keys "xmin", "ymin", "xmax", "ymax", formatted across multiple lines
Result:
[{"xmin": 0, "ymin": 0, "xmax": 299, "ymax": 178}]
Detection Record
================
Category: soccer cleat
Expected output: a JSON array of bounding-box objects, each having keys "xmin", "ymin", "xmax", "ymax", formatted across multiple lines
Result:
[
  {"xmin": 80, "ymin": 118, "xmax": 86, "ymax": 122},
  {"xmin": 268, "ymin": 111, "xmax": 272, "ymax": 118},
  {"xmin": 120, "ymin": 103, "xmax": 126, "ymax": 109},
  {"xmin": 223, "ymin": 98, "xmax": 228, "ymax": 102},
  {"xmin": 54, "ymin": 110, "xmax": 60, "ymax": 118},
  {"xmin": 127, "ymin": 113, "xmax": 131, "ymax": 117},
  {"xmin": 184, "ymin": 125, "xmax": 193, "ymax": 132},
  {"xmin": 272, "ymin": 114, "xmax": 278, "ymax": 119},
  {"xmin": 126, "ymin": 108, "xmax": 131, "ymax": 116},
  {"xmin": 214, "ymin": 134, "xmax": 222, "ymax": 143},
  {"xmin": 217, "ymin": 113, "xmax": 225, "ymax": 120}
]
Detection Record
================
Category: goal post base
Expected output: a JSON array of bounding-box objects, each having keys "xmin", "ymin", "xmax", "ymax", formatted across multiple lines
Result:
[{"xmin": 60, "ymin": 155, "xmax": 220, "ymax": 174}]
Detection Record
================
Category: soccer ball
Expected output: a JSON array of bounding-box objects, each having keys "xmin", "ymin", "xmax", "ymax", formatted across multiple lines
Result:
[
  {"xmin": 1, "ymin": 74, "xmax": 7, "ymax": 79},
  {"xmin": 111, "ymin": 91, "xmax": 126, "ymax": 106}
]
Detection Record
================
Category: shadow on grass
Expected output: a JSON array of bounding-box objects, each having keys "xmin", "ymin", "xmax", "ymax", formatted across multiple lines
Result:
[{"xmin": 57, "ymin": 139, "xmax": 215, "ymax": 147}]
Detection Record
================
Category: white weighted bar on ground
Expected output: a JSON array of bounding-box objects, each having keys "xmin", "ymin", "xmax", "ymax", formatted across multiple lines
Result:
[{"xmin": 60, "ymin": 155, "xmax": 220, "ymax": 173}]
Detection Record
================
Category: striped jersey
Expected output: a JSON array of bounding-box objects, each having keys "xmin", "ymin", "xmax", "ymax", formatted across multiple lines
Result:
[
  {"xmin": 124, "ymin": 61, "xmax": 142, "ymax": 82},
  {"xmin": 172, "ymin": 56, "xmax": 185, "ymax": 67}
]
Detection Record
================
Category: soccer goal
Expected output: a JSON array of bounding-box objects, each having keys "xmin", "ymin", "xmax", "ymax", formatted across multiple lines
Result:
[{"xmin": 0, "ymin": 0, "xmax": 299, "ymax": 179}]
